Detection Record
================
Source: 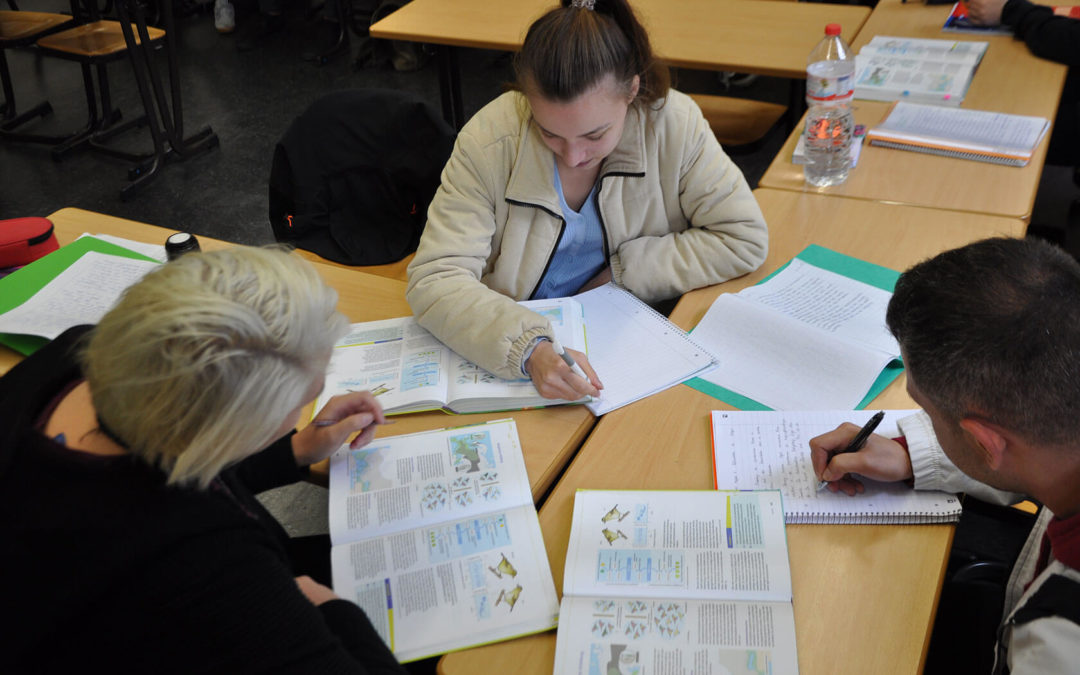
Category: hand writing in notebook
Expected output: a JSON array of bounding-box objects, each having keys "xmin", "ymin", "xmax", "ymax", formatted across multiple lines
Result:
[
  {"xmin": 526, "ymin": 338, "xmax": 603, "ymax": 400},
  {"xmin": 810, "ymin": 423, "xmax": 914, "ymax": 496}
]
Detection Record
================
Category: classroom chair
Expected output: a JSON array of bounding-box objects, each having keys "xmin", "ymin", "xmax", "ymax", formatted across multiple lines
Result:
[
  {"xmin": 34, "ymin": 18, "xmax": 164, "ymax": 161},
  {"xmin": 688, "ymin": 93, "xmax": 788, "ymax": 155},
  {"xmin": 0, "ymin": 9, "xmax": 76, "ymax": 137},
  {"xmin": 33, "ymin": 0, "xmax": 218, "ymax": 199}
]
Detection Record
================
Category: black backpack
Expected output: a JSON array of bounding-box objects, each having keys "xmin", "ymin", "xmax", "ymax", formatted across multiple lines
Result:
[{"xmin": 268, "ymin": 89, "xmax": 456, "ymax": 266}]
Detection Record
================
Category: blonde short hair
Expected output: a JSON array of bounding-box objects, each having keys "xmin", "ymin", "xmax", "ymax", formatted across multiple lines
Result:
[{"xmin": 82, "ymin": 247, "xmax": 347, "ymax": 488}]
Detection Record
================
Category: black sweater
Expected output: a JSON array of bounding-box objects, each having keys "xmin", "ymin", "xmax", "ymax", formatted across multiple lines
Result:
[
  {"xmin": 1003, "ymin": 0, "xmax": 1080, "ymax": 66},
  {"xmin": 0, "ymin": 327, "xmax": 405, "ymax": 674}
]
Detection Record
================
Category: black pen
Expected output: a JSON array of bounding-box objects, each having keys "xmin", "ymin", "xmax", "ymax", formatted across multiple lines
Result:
[{"xmin": 817, "ymin": 410, "xmax": 885, "ymax": 491}]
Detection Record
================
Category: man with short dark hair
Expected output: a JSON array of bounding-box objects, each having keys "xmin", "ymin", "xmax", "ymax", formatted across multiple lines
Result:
[{"xmin": 811, "ymin": 237, "xmax": 1080, "ymax": 674}]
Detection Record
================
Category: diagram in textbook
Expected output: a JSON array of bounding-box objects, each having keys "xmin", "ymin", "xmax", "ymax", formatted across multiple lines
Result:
[
  {"xmin": 401, "ymin": 349, "xmax": 441, "ymax": 391},
  {"xmin": 449, "ymin": 429, "xmax": 496, "ymax": 474},
  {"xmin": 651, "ymin": 602, "xmax": 686, "ymax": 640},
  {"xmin": 601, "ymin": 528, "xmax": 628, "ymax": 545},
  {"xmin": 347, "ymin": 446, "xmax": 392, "ymax": 493},
  {"xmin": 714, "ymin": 649, "xmax": 774, "ymax": 675},
  {"xmin": 602, "ymin": 504, "xmax": 629, "ymax": 523},
  {"xmin": 623, "ymin": 619, "xmax": 648, "ymax": 640},
  {"xmin": 496, "ymin": 584, "xmax": 523, "ymax": 612},
  {"xmin": 455, "ymin": 358, "xmax": 499, "ymax": 385},
  {"xmin": 625, "ymin": 600, "xmax": 649, "ymax": 615},
  {"xmin": 593, "ymin": 599, "xmax": 616, "ymax": 613},
  {"xmin": 369, "ymin": 382, "xmax": 392, "ymax": 397},
  {"xmin": 589, "ymin": 644, "xmax": 641, "ymax": 675},
  {"xmin": 421, "ymin": 482, "xmax": 449, "ymax": 512},
  {"xmin": 591, "ymin": 618, "xmax": 616, "ymax": 638},
  {"xmin": 488, "ymin": 553, "xmax": 518, "ymax": 579},
  {"xmin": 479, "ymin": 471, "xmax": 502, "ymax": 502}
]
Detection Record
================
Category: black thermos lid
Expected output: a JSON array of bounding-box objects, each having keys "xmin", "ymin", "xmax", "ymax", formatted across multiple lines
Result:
[{"xmin": 165, "ymin": 232, "xmax": 201, "ymax": 261}]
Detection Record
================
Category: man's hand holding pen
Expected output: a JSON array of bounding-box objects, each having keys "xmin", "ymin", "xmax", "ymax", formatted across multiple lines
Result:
[{"xmin": 810, "ymin": 416, "xmax": 914, "ymax": 496}]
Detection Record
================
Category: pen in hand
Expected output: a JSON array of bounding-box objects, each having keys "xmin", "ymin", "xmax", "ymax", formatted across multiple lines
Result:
[
  {"xmin": 817, "ymin": 410, "xmax": 886, "ymax": 491},
  {"xmin": 549, "ymin": 336, "xmax": 592, "ymax": 384}
]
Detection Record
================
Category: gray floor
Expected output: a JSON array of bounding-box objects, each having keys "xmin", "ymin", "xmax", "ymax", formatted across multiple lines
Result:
[{"xmin": 1, "ymin": 0, "xmax": 788, "ymax": 245}]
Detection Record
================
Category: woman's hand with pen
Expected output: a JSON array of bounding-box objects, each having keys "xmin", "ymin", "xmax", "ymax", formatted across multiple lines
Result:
[
  {"xmin": 292, "ymin": 390, "xmax": 387, "ymax": 466},
  {"xmin": 810, "ymin": 423, "xmax": 913, "ymax": 496},
  {"xmin": 525, "ymin": 340, "xmax": 603, "ymax": 401}
]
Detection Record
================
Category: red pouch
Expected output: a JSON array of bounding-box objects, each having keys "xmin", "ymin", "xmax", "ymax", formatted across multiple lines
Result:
[{"xmin": 0, "ymin": 217, "xmax": 59, "ymax": 268}]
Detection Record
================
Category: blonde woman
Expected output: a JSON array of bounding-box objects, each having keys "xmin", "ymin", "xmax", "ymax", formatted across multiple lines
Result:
[{"xmin": 1, "ymin": 247, "xmax": 405, "ymax": 673}]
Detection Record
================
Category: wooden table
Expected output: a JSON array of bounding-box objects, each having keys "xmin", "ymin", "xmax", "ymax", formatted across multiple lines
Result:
[
  {"xmin": 759, "ymin": 0, "xmax": 1069, "ymax": 220},
  {"xmin": 438, "ymin": 189, "xmax": 1027, "ymax": 675},
  {"xmin": 371, "ymin": 0, "xmax": 870, "ymax": 127},
  {"xmin": 1, "ymin": 208, "xmax": 596, "ymax": 503}
]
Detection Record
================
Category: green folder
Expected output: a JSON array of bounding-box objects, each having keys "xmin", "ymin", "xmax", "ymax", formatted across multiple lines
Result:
[
  {"xmin": 0, "ymin": 236, "xmax": 159, "ymax": 356},
  {"xmin": 686, "ymin": 244, "xmax": 904, "ymax": 410}
]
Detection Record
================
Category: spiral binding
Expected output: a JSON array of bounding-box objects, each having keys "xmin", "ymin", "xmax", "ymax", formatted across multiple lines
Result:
[
  {"xmin": 786, "ymin": 510, "xmax": 960, "ymax": 524},
  {"xmin": 868, "ymin": 139, "xmax": 1026, "ymax": 167},
  {"xmin": 604, "ymin": 284, "xmax": 720, "ymax": 364}
]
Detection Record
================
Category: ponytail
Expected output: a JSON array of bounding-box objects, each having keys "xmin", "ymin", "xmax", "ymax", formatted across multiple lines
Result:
[{"xmin": 513, "ymin": 0, "xmax": 669, "ymax": 105}]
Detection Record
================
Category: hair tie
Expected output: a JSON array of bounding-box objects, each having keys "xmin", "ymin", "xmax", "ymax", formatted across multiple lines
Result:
[{"xmin": 570, "ymin": 0, "xmax": 596, "ymax": 9}]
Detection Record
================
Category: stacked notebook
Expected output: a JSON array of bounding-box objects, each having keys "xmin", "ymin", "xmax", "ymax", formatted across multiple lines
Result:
[{"xmin": 867, "ymin": 101, "xmax": 1050, "ymax": 166}]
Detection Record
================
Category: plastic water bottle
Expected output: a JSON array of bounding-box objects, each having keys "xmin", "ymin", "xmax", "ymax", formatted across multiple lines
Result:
[{"xmin": 805, "ymin": 24, "xmax": 855, "ymax": 187}]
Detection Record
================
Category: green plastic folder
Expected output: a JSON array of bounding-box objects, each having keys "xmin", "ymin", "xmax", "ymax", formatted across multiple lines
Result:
[
  {"xmin": 0, "ymin": 236, "xmax": 159, "ymax": 356},
  {"xmin": 686, "ymin": 244, "xmax": 904, "ymax": 410}
]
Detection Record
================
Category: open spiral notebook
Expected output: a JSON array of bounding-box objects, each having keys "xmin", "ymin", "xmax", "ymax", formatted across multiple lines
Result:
[{"xmin": 711, "ymin": 410, "xmax": 962, "ymax": 524}]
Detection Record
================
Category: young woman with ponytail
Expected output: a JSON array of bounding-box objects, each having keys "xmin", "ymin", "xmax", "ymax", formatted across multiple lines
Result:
[{"xmin": 407, "ymin": 0, "xmax": 768, "ymax": 401}]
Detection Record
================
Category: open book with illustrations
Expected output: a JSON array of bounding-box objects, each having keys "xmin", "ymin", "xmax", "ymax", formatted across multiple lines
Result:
[
  {"xmin": 687, "ymin": 245, "xmax": 903, "ymax": 411},
  {"xmin": 316, "ymin": 297, "xmax": 587, "ymax": 415},
  {"xmin": 317, "ymin": 285, "xmax": 716, "ymax": 417},
  {"xmin": 711, "ymin": 410, "xmax": 963, "ymax": 524},
  {"xmin": 553, "ymin": 489, "xmax": 799, "ymax": 674},
  {"xmin": 854, "ymin": 35, "xmax": 989, "ymax": 106},
  {"xmin": 328, "ymin": 419, "xmax": 559, "ymax": 662}
]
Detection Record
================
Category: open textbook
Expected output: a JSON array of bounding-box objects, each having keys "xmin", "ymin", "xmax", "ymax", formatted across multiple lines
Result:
[
  {"xmin": 316, "ymin": 298, "xmax": 588, "ymax": 415},
  {"xmin": 328, "ymin": 419, "xmax": 559, "ymax": 662},
  {"xmin": 554, "ymin": 489, "xmax": 799, "ymax": 674},
  {"xmin": 854, "ymin": 36, "xmax": 988, "ymax": 106},
  {"xmin": 317, "ymin": 284, "xmax": 716, "ymax": 416},
  {"xmin": 711, "ymin": 410, "xmax": 962, "ymax": 524},
  {"xmin": 687, "ymin": 245, "xmax": 903, "ymax": 411}
]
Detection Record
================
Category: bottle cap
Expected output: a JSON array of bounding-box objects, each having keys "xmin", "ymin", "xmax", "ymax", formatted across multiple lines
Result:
[
  {"xmin": 825, "ymin": 23, "xmax": 842, "ymax": 36},
  {"xmin": 165, "ymin": 232, "xmax": 201, "ymax": 261}
]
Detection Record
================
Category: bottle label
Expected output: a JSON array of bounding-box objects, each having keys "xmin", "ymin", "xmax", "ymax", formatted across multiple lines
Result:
[{"xmin": 807, "ymin": 73, "xmax": 854, "ymax": 102}]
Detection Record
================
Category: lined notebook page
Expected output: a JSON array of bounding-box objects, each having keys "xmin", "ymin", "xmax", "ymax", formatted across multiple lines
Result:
[
  {"xmin": 575, "ymin": 284, "xmax": 716, "ymax": 415},
  {"xmin": 711, "ymin": 410, "xmax": 962, "ymax": 524},
  {"xmin": 870, "ymin": 102, "xmax": 1050, "ymax": 157}
]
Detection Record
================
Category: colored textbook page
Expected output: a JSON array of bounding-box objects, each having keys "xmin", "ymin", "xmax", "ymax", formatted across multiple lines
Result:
[
  {"xmin": 554, "ymin": 489, "xmax": 798, "ymax": 674},
  {"xmin": 0, "ymin": 237, "xmax": 159, "ymax": 355},
  {"xmin": 687, "ymin": 246, "xmax": 903, "ymax": 411},
  {"xmin": 328, "ymin": 419, "xmax": 558, "ymax": 662},
  {"xmin": 853, "ymin": 35, "xmax": 988, "ymax": 106},
  {"xmin": 314, "ymin": 297, "xmax": 587, "ymax": 415}
]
